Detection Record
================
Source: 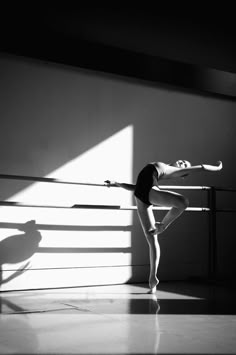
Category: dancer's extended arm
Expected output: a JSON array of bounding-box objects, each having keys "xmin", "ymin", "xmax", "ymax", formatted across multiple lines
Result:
[
  {"xmin": 104, "ymin": 180, "xmax": 136, "ymax": 191},
  {"xmin": 163, "ymin": 161, "xmax": 223, "ymax": 179}
]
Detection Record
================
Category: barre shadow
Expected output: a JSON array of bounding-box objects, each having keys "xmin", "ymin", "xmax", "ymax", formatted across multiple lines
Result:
[
  {"xmin": 0, "ymin": 220, "xmax": 133, "ymax": 287},
  {"xmin": 0, "ymin": 220, "xmax": 42, "ymax": 286},
  {"xmin": 0, "ymin": 221, "xmax": 132, "ymax": 255},
  {"xmin": 0, "ymin": 221, "xmax": 132, "ymax": 232}
]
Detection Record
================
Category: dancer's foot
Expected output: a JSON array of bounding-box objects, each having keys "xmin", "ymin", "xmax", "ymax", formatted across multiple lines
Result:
[
  {"xmin": 149, "ymin": 228, "xmax": 158, "ymax": 236},
  {"xmin": 148, "ymin": 286, "xmax": 157, "ymax": 294},
  {"xmin": 155, "ymin": 221, "xmax": 165, "ymax": 234},
  {"xmin": 148, "ymin": 276, "xmax": 159, "ymax": 293}
]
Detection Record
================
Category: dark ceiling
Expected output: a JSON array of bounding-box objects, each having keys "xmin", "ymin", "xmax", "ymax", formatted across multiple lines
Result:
[{"xmin": 1, "ymin": 4, "xmax": 235, "ymax": 98}]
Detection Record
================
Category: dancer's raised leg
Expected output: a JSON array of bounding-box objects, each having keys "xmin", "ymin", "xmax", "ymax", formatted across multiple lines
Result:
[{"xmin": 149, "ymin": 187, "xmax": 189, "ymax": 233}]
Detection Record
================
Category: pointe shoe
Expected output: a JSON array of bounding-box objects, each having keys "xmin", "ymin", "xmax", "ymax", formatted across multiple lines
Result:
[
  {"xmin": 148, "ymin": 278, "xmax": 159, "ymax": 294},
  {"xmin": 155, "ymin": 222, "xmax": 165, "ymax": 234},
  {"xmin": 148, "ymin": 286, "xmax": 157, "ymax": 294},
  {"xmin": 149, "ymin": 228, "xmax": 158, "ymax": 236}
]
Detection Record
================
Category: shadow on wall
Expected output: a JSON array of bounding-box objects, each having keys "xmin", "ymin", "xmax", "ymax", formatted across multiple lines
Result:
[
  {"xmin": 0, "ymin": 220, "xmax": 42, "ymax": 285},
  {"xmin": 0, "ymin": 218, "xmax": 134, "ymax": 287}
]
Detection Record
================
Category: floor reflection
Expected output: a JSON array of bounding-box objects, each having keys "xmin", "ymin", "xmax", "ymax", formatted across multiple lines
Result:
[
  {"xmin": 0, "ymin": 317, "xmax": 39, "ymax": 353},
  {"xmin": 1, "ymin": 291, "xmax": 236, "ymax": 315},
  {"xmin": 59, "ymin": 297, "xmax": 236, "ymax": 315},
  {"xmin": 0, "ymin": 283, "xmax": 236, "ymax": 354},
  {"xmin": 0, "ymin": 298, "xmax": 39, "ymax": 353}
]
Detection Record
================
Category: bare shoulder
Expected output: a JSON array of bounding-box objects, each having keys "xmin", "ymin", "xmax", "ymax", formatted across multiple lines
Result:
[
  {"xmin": 161, "ymin": 163, "xmax": 179, "ymax": 176},
  {"xmin": 157, "ymin": 162, "xmax": 168, "ymax": 169},
  {"xmin": 152, "ymin": 162, "xmax": 178, "ymax": 179}
]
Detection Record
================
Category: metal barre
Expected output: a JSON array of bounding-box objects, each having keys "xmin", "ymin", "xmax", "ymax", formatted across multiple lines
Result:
[
  {"xmin": 1, "ymin": 173, "xmax": 235, "ymax": 192},
  {"xmin": 215, "ymin": 187, "xmax": 236, "ymax": 192},
  {"xmin": 0, "ymin": 173, "xmax": 211, "ymax": 190},
  {"xmin": 0, "ymin": 174, "xmax": 235, "ymax": 283},
  {"xmin": 2, "ymin": 201, "xmax": 235, "ymax": 212},
  {"xmin": 0, "ymin": 201, "xmax": 210, "ymax": 211},
  {"xmin": 0, "ymin": 174, "xmax": 105, "ymax": 187}
]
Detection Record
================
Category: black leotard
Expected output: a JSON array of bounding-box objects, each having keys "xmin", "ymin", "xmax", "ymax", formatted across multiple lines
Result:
[{"xmin": 134, "ymin": 162, "xmax": 165, "ymax": 206}]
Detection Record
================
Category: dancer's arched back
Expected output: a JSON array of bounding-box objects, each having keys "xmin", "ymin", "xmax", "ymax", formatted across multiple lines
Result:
[{"xmin": 105, "ymin": 160, "xmax": 222, "ymax": 293}]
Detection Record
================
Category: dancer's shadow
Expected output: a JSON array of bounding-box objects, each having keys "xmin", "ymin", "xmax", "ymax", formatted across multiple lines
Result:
[{"xmin": 0, "ymin": 220, "xmax": 42, "ymax": 285}]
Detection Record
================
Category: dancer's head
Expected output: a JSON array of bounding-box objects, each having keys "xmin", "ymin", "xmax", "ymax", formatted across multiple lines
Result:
[{"xmin": 171, "ymin": 160, "xmax": 191, "ymax": 168}]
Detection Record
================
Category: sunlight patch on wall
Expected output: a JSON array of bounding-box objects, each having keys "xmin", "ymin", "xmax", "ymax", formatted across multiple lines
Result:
[
  {"xmin": 0, "ymin": 126, "xmax": 134, "ymax": 289},
  {"xmin": 6, "ymin": 125, "xmax": 134, "ymax": 207}
]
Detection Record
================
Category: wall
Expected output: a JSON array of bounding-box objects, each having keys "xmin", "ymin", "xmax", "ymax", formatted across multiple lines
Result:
[{"xmin": 0, "ymin": 53, "xmax": 235, "ymax": 290}]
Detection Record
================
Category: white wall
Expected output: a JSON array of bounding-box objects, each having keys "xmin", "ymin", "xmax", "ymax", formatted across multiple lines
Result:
[{"xmin": 0, "ymin": 53, "xmax": 235, "ymax": 290}]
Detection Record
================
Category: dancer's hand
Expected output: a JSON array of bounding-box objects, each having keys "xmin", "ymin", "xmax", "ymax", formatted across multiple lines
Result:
[
  {"xmin": 202, "ymin": 161, "xmax": 223, "ymax": 172},
  {"xmin": 104, "ymin": 180, "xmax": 117, "ymax": 187},
  {"xmin": 216, "ymin": 161, "xmax": 223, "ymax": 170}
]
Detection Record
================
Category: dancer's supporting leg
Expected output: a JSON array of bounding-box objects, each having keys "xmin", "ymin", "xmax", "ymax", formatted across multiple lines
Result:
[
  {"xmin": 135, "ymin": 189, "xmax": 189, "ymax": 293},
  {"xmin": 135, "ymin": 197, "xmax": 160, "ymax": 293},
  {"xmin": 149, "ymin": 187, "xmax": 189, "ymax": 233}
]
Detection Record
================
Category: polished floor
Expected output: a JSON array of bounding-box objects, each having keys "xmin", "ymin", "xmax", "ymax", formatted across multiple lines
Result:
[{"xmin": 0, "ymin": 281, "xmax": 236, "ymax": 354}]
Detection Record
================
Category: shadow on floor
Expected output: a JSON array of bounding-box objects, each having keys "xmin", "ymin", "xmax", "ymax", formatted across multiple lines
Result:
[{"xmin": 1, "ymin": 281, "xmax": 236, "ymax": 315}]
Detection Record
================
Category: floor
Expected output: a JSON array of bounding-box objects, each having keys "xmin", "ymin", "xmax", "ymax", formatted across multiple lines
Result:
[{"xmin": 0, "ymin": 281, "xmax": 236, "ymax": 355}]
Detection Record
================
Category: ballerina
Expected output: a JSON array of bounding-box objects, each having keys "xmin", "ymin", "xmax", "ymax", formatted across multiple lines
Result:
[{"xmin": 105, "ymin": 160, "xmax": 223, "ymax": 293}]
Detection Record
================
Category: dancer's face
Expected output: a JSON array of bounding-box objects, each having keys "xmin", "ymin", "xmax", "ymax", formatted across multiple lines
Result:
[{"xmin": 172, "ymin": 160, "xmax": 191, "ymax": 168}]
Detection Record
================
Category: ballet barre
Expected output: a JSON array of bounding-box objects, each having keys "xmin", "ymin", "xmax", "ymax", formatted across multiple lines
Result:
[
  {"xmin": 0, "ymin": 174, "xmax": 106, "ymax": 187},
  {"xmin": 0, "ymin": 173, "xmax": 211, "ymax": 190},
  {"xmin": 0, "ymin": 173, "xmax": 235, "ymax": 281},
  {"xmin": 0, "ymin": 201, "xmax": 210, "ymax": 211}
]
